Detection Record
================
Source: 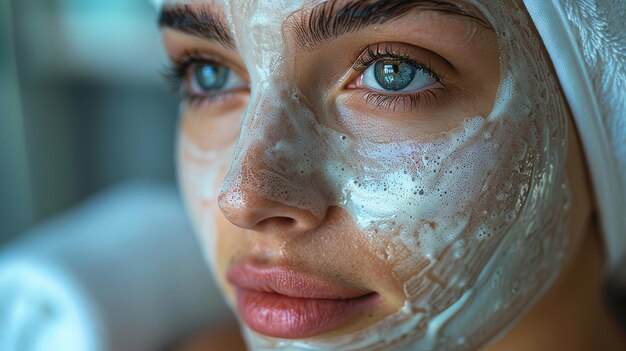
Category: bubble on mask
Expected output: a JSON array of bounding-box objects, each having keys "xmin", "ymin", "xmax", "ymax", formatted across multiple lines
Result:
[{"xmin": 476, "ymin": 225, "xmax": 493, "ymax": 240}]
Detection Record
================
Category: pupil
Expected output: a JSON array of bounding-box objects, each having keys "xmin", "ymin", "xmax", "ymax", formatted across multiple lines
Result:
[
  {"xmin": 374, "ymin": 60, "xmax": 417, "ymax": 91},
  {"xmin": 195, "ymin": 63, "xmax": 229, "ymax": 91}
]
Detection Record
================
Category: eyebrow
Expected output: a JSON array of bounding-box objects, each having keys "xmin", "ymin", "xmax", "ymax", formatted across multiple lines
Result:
[
  {"xmin": 290, "ymin": 0, "xmax": 492, "ymax": 50},
  {"xmin": 159, "ymin": 4, "xmax": 235, "ymax": 49}
]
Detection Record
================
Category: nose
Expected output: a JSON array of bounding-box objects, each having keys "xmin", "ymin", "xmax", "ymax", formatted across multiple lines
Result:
[
  {"xmin": 217, "ymin": 149, "xmax": 326, "ymax": 233},
  {"xmin": 217, "ymin": 94, "xmax": 329, "ymax": 234}
]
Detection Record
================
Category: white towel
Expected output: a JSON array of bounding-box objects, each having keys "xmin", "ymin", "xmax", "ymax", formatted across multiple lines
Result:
[
  {"xmin": 523, "ymin": 0, "xmax": 626, "ymax": 283},
  {"xmin": 0, "ymin": 181, "xmax": 230, "ymax": 351}
]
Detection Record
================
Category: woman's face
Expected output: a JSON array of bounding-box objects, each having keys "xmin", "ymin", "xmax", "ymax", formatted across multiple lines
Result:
[{"xmin": 162, "ymin": 0, "xmax": 572, "ymax": 349}]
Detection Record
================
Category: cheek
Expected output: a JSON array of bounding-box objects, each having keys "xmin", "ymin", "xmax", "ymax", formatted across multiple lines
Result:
[
  {"xmin": 345, "ymin": 115, "xmax": 536, "ymax": 288},
  {"xmin": 177, "ymin": 129, "xmax": 238, "ymax": 288},
  {"xmin": 181, "ymin": 97, "xmax": 247, "ymax": 150}
]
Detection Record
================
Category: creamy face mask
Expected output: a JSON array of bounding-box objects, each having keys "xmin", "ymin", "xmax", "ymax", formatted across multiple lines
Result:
[{"xmin": 168, "ymin": 0, "xmax": 571, "ymax": 349}]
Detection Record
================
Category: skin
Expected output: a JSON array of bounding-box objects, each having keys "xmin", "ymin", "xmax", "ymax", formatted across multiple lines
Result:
[
  {"xmin": 161, "ymin": 0, "xmax": 626, "ymax": 349},
  {"xmin": 484, "ymin": 114, "xmax": 626, "ymax": 351}
]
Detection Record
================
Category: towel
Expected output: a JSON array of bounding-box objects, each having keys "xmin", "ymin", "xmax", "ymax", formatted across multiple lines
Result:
[
  {"xmin": 0, "ymin": 181, "xmax": 230, "ymax": 351},
  {"xmin": 523, "ymin": 0, "xmax": 626, "ymax": 283}
]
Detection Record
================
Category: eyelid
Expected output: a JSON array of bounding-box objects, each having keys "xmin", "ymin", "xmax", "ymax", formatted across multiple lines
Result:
[
  {"xmin": 168, "ymin": 50, "xmax": 249, "ymax": 84},
  {"xmin": 351, "ymin": 43, "xmax": 445, "ymax": 83},
  {"xmin": 162, "ymin": 50, "xmax": 250, "ymax": 107},
  {"xmin": 189, "ymin": 63, "xmax": 247, "ymax": 96},
  {"xmin": 340, "ymin": 42, "xmax": 451, "ymax": 112},
  {"xmin": 345, "ymin": 43, "xmax": 446, "ymax": 96}
]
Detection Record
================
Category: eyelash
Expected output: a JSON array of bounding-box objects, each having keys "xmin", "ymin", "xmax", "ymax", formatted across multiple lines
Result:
[
  {"xmin": 162, "ymin": 50, "xmax": 235, "ymax": 106},
  {"xmin": 351, "ymin": 43, "xmax": 449, "ymax": 112}
]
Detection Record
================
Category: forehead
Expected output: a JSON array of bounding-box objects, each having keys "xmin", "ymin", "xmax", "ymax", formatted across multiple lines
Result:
[
  {"xmin": 159, "ymin": 0, "xmax": 499, "ymax": 83},
  {"xmin": 160, "ymin": 0, "xmax": 497, "ymax": 54},
  {"xmin": 160, "ymin": 0, "xmax": 490, "ymax": 28}
]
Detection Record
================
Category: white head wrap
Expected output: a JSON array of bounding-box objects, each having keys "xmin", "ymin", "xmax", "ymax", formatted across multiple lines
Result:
[{"xmin": 523, "ymin": 0, "xmax": 626, "ymax": 283}]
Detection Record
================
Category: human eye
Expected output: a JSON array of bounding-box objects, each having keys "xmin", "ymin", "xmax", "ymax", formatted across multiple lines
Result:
[
  {"xmin": 346, "ymin": 43, "xmax": 449, "ymax": 112},
  {"xmin": 163, "ymin": 50, "xmax": 248, "ymax": 106}
]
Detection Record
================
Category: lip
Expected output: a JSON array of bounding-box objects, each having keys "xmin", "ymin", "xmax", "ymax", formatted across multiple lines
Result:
[{"xmin": 227, "ymin": 261, "xmax": 381, "ymax": 338}]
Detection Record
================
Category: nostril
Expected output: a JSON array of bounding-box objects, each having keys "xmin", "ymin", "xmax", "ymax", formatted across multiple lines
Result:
[{"xmin": 256, "ymin": 216, "xmax": 297, "ymax": 230}]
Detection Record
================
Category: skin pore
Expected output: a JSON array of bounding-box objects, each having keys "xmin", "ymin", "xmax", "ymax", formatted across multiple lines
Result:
[{"xmin": 160, "ymin": 0, "xmax": 626, "ymax": 349}]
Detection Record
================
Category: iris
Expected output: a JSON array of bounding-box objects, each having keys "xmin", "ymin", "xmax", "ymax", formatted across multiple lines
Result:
[
  {"xmin": 374, "ymin": 60, "xmax": 417, "ymax": 91},
  {"xmin": 194, "ymin": 63, "xmax": 230, "ymax": 92}
]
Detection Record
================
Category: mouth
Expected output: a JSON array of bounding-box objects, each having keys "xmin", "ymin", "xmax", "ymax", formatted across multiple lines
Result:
[{"xmin": 227, "ymin": 261, "xmax": 381, "ymax": 339}]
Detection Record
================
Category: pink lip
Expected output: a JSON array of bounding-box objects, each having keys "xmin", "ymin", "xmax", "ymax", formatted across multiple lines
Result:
[{"xmin": 227, "ymin": 262, "xmax": 381, "ymax": 338}]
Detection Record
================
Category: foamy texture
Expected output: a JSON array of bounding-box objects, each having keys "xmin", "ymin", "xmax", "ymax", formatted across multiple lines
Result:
[{"xmin": 173, "ymin": 0, "xmax": 571, "ymax": 349}]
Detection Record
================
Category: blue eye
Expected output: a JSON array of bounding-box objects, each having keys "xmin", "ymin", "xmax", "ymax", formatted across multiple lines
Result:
[
  {"xmin": 362, "ymin": 59, "xmax": 437, "ymax": 93},
  {"xmin": 189, "ymin": 62, "xmax": 246, "ymax": 95},
  {"xmin": 195, "ymin": 63, "xmax": 229, "ymax": 91}
]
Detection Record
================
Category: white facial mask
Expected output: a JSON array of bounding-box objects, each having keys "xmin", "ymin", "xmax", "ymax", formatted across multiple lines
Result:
[{"xmin": 172, "ymin": 0, "xmax": 571, "ymax": 349}]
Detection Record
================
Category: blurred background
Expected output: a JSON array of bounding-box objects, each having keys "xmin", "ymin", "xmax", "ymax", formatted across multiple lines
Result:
[
  {"xmin": 0, "ymin": 1, "xmax": 243, "ymax": 350},
  {"xmin": 1, "ymin": 0, "xmax": 177, "ymax": 244}
]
